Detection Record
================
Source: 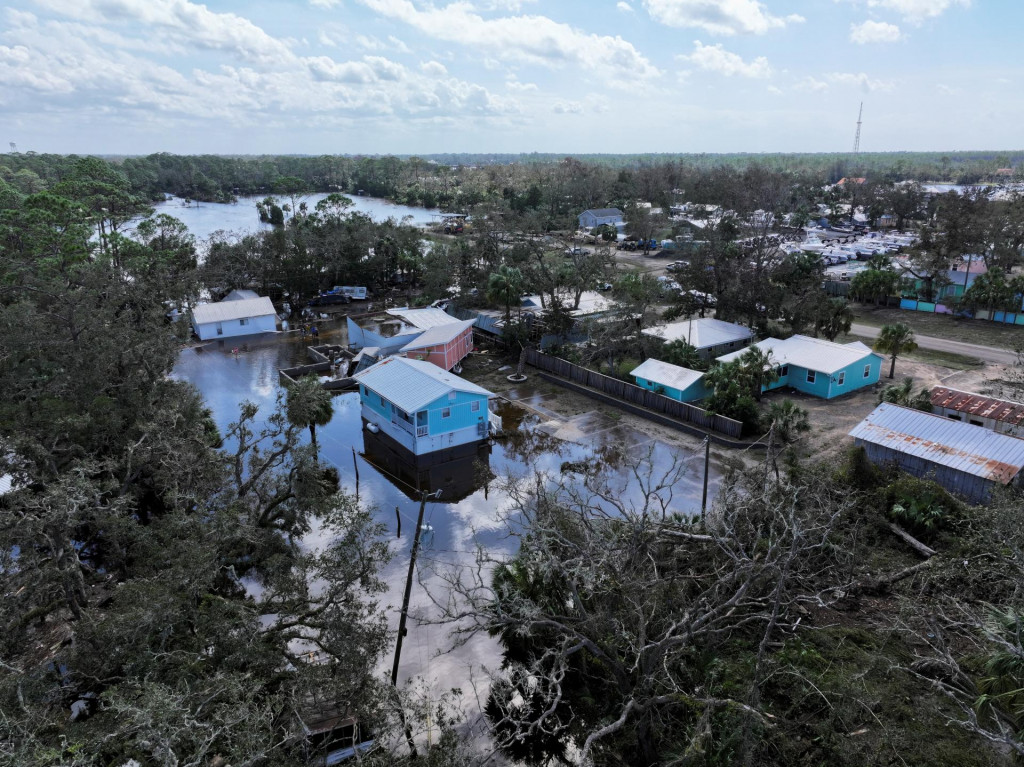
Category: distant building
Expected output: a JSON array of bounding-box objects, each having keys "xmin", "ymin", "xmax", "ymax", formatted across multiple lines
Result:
[
  {"xmin": 355, "ymin": 357, "xmax": 497, "ymax": 456},
  {"xmin": 850, "ymin": 403, "xmax": 1024, "ymax": 504},
  {"xmin": 191, "ymin": 295, "xmax": 277, "ymax": 340},
  {"xmin": 643, "ymin": 318, "xmax": 753, "ymax": 361},
  {"xmin": 630, "ymin": 359, "xmax": 707, "ymax": 403},
  {"xmin": 578, "ymin": 208, "xmax": 624, "ymax": 230},
  {"xmin": 716, "ymin": 335, "xmax": 882, "ymax": 399},
  {"xmin": 931, "ymin": 387, "xmax": 1024, "ymax": 438}
]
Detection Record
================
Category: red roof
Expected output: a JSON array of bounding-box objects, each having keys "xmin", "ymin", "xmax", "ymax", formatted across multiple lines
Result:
[{"xmin": 931, "ymin": 387, "xmax": 1024, "ymax": 426}]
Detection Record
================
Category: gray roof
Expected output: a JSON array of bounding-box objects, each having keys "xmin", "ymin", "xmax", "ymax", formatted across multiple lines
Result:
[
  {"xmin": 581, "ymin": 208, "xmax": 623, "ymax": 218},
  {"xmin": 223, "ymin": 289, "xmax": 260, "ymax": 301},
  {"xmin": 354, "ymin": 356, "xmax": 493, "ymax": 413},
  {"xmin": 400, "ymin": 319, "xmax": 476, "ymax": 352},
  {"xmin": 717, "ymin": 334, "xmax": 881, "ymax": 375},
  {"xmin": 849, "ymin": 403, "xmax": 1024, "ymax": 484},
  {"xmin": 630, "ymin": 359, "xmax": 703, "ymax": 391},
  {"xmin": 386, "ymin": 307, "xmax": 461, "ymax": 330},
  {"xmin": 643, "ymin": 318, "xmax": 752, "ymax": 350},
  {"xmin": 192, "ymin": 296, "xmax": 276, "ymax": 325}
]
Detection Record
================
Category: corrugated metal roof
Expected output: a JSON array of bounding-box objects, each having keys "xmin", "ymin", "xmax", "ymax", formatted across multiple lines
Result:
[
  {"xmin": 223, "ymin": 289, "xmax": 260, "ymax": 301},
  {"xmin": 354, "ymin": 356, "xmax": 493, "ymax": 413},
  {"xmin": 643, "ymin": 318, "xmax": 752, "ymax": 350},
  {"xmin": 849, "ymin": 403, "xmax": 1024, "ymax": 484},
  {"xmin": 192, "ymin": 296, "xmax": 276, "ymax": 325},
  {"xmin": 386, "ymin": 307, "xmax": 461, "ymax": 330},
  {"xmin": 717, "ymin": 334, "xmax": 880, "ymax": 375},
  {"xmin": 400, "ymin": 319, "xmax": 476, "ymax": 352},
  {"xmin": 931, "ymin": 387, "xmax": 1024, "ymax": 425},
  {"xmin": 630, "ymin": 359, "xmax": 703, "ymax": 391},
  {"xmin": 582, "ymin": 208, "xmax": 623, "ymax": 217}
]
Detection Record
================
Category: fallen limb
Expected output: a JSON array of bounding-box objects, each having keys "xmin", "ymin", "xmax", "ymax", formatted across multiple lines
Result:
[{"xmin": 886, "ymin": 522, "xmax": 936, "ymax": 559}]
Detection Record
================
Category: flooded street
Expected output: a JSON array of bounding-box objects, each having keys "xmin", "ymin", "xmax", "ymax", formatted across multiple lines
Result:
[{"xmin": 172, "ymin": 330, "xmax": 726, "ymax": 710}]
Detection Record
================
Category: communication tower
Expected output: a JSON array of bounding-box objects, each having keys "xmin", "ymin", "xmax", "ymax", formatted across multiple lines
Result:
[{"xmin": 852, "ymin": 103, "xmax": 863, "ymax": 154}]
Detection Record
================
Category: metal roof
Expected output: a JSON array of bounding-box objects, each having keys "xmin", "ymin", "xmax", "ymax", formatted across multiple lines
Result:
[
  {"xmin": 581, "ymin": 208, "xmax": 623, "ymax": 218},
  {"xmin": 643, "ymin": 318, "xmax": 752, "ymax": 350},
  {"xmin": 192, "ymin": 296, "xmax": 276, "ymax": 325},
  {"xmin": 717, "ymin": 334, "xmax": 881, "ymax": 375},
  {"xmin": 630, "ymin": 359, "xmax": 703, "ymax": 391},
  {"xmin": 354, "ymin": 357, "xmax": 493, "ymax": 413},
  {"xmin": 386, "ymin": 307, "xmax": 461, "ymax": 330},
  {"xmin": 400, "ymin": 319, "xmax": 476, "ymax": 352},
  {"xmin": 222, "ymin": 289, "xmax": 260, "ymax": 301},
  {"xmin": 931, "ymin": 387, "xmax": 1024, "ymax": 426},
  {"xmin": 849, "ymin": 403, "xmax": 1024, "ymax": 484}
]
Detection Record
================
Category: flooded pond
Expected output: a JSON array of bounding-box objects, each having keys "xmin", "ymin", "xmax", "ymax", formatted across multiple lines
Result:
[
  {"xmin": 172, "ymin": 331, "xmax": 725, "ymax": 705},
  {"xmin": 153, "ymin": 193, "xmax": 442, "ymax": 242}
]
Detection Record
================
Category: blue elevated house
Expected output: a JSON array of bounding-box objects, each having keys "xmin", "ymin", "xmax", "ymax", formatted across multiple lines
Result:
[
  {"xmin": 578, "ymin": 208, "xmax": 624, "ymax": 230},
  {"xmin": 716, "ymin": 335, "xmax": 883, "ymax": 399},
  {"xmin": 354, "ymin": 357, "xmax": 498, "ymax": 456},
  {"xmin": 630, "ymin": 359, "xmax": 707, "ymax": 403}
]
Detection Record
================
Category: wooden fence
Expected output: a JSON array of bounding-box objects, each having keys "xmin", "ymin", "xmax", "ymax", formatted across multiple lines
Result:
[{"xmin": 525, "ymin": 350, "xmax": 744, "ymax": 439}]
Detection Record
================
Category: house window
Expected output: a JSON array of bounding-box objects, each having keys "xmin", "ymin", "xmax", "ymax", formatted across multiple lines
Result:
[
  {"xmin": 863, "ymin": 364, "xmax": 871, "ymax": 378},
  {"xmin": 779, "ymin": 365, "xmax": 788, "ymax": 377},
  {"xmin": 970, "ymin": 419, "xmax": 983, "ymax": 427},
  {"xmin": 806, "ymin": 370, "xmax": 816, "ymax": 384},
  {"xmin": 442, "ymin": 407, "xmax": 451, "ymax": 419},
  {"xmin": 947, "ymin": 414, "xmax": 961, "ymax": 420},
  {"xmin": 471, "ymin": 400, "xmax": 480, "ymax": 412},
  {"xmin": 239, "ymin": 318, "xmax": 249, "ymax": 326},
  {"xmin": 838, "ymin": 371, "xmax": 846, "ymax": 386}
]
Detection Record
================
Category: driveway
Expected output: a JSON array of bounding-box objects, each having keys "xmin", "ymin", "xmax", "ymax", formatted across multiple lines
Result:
[{"xmin": 849, "ymin": 323, "xmax": 1019, "ymax": 366}]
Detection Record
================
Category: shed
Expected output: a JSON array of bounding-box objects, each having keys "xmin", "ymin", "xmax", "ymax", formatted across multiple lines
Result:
[
  {"xmin": 849, "ymin": 403, "xmax": 1024, "ymax": 504},
  {"xmin": 192, "ymin": 295, "xmax": 277, "ymax": 340},
  {"xmin": 630, "ymin": 359, "xmax": 707, "ymax": 403},
  {"xmin": 931, "ymin": 387, "xmax": 1024, "ymax": 438}
]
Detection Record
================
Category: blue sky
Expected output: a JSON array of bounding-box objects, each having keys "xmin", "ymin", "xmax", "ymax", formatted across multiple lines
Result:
[{"xmin": 0, "ymin": 0, "xmax": 1018, "ymax": 155}]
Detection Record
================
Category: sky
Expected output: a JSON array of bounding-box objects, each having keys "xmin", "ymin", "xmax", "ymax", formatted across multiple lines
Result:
[{"xmin": 0, "ymin": 0, "xmax": 1020, "ymax": 155}]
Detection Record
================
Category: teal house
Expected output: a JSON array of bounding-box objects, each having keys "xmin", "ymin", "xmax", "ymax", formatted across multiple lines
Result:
[
  {"xmin": 716, "ymin": 335, "xmax": 883, "ymax": 399},
  {"xmin": 630, "ymin": 359, "xmax": 707, "ymax": 402},
  {"xmin": 354, "ymin": 357, "xmax": 499, "ymax": 456}
]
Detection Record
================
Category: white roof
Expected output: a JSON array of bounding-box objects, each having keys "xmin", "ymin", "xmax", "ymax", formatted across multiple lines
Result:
[
  {"xmin": 354, "ymin": 356, "xmax": 493, "ymax": 413},
  {"xmin": 716, "ymin": 334, "xmax": 881, "ymax": 375},
  {"xmin": 642, "ymin": 318, "xmax": 752, "ymax": 350},
  {"xmin": 850, "ymin": 403, "xmax": 1024, "ymax": 484},
  {"xmin": 519, "ymin": 291, "xmax": 615, "ymax": 318},
  {"xmin": 630, "ymin": 359, "xmax": 703, "ymax": 391},
  {"xmin": 192, "ymin": 296, "xmax": 276, "ymax": 325},
  {"xmin": 386, "ymin": 307, "xmax": 460, "ymax": 330},
  {"xmin": 223, "ymin": 289, "xmax": 260, "ymax": 301},
  {"xmin": 400, "ymin": 319, "xmax": 476, "ymax": 352}
]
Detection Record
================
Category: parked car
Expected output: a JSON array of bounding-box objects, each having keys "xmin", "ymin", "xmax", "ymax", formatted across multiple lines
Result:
[{"xmin": 308, "ymin": 293, "xmax": 351, "ymax": 307}]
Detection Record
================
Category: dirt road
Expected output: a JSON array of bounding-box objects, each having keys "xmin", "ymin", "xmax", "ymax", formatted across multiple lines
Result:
[{"xmin": 849, "ymin": 323, "xmax": 1019, "ymax": 366}]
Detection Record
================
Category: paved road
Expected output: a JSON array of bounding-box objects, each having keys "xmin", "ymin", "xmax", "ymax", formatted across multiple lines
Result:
[{"xmin": 849, "ymin": 323, "xmax": 1020, "ymax": 366}]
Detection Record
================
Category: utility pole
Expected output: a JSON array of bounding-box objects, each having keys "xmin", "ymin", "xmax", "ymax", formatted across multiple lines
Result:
[{"xmin": 701, "ymin": 436, "xmax": 711, "ymax": 521}]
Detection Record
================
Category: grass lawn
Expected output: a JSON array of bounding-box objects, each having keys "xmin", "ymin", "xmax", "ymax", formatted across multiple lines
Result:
[{"xmin": 851, "ymin": 303, "xmax": 1024, "ymax": 348}]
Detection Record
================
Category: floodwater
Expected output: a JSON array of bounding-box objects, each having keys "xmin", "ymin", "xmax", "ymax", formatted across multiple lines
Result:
[
  {"xmin": 152, "ymin": 193, "xmax": 443, "ymax": 242},
  {"xmin": 171, "ymin": 330, "xmax": 725, "ymax": 714}
]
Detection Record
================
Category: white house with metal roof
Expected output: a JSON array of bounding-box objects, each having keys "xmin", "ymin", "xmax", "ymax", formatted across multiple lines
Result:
[
  {"xmin": 716, "ymin": 335, "xmax": 882, "ymax": 399},
  {"xmin": 850, "ymin": 403, "xmax": 1024, "ymax": 504},
  {"xmin": 354, "ymin": 357, "xmax": 498, "ymax": 456},
  {"xmin": 642, "ymin": 318, "xmax": 753, "ymax": 361},
  {"xmin": 630, "ymin": 359, "xmax": 707, "ymax": 403},
  {"xmin": 191, "ymin": 295, "xmax": 277, "ymax": 340}
]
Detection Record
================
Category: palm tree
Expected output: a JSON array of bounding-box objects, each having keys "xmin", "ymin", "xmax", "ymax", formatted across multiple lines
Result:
[
  {"xmin": 487, "ymin": 265, "xmax": 524, "ymax": 326},
  {"xmin": 873, "ymin": 322, "xmax": 917, "ymax": 379},
  {"xmin": 738, "ymin": 345, "xmax": 780, "ymax": 402},
  {"xmin": 765, "ymin": 399, "xmax": 810, "ymax": 482},
  {"xmin": 285, "ymin": 375, "xmax": 334, "ymax": 461},
  {"xmin": 815, "ymin": 297, "xmax": 854, "ymax": 341},
  {"xmin": 877, "ymin": 377, "xmax": 931, "ymax": 410}
]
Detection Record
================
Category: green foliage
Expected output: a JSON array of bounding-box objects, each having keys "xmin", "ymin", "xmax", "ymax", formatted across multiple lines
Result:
[
  {"xmin": 661, "ymin": 339, "xmax": 706, "ymax": 371},
  {"xmin": 874, "ymin": 322, "xmax": 918, "ymax": 379},
  {"xmin": 885, "ymin": 476, "xmax": 958, "ymax": 537},
  {"xmin": 877, "ymin": 377, "xmax": 932, "ymax": 410}
]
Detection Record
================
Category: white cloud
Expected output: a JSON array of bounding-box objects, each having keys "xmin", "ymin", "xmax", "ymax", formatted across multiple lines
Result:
[
  {"xmin": 642, "ymin": 0, "xmax": 802, "ymax": 35},
  {"xmin": 309, "ymin": 0, "xmax": 342, "ymax": 7},
  {"xmin": 506, "ymin": 79, "xmax": 538, "ymax": 92},
  {"xmin": 850, "ymin": 20, "xmax": 902, "ymax": 43},
  {"xmin": 357, "ymin": 0, "xmax": 660, "ymax": 81},
  {"xmin": 767, "ymin": 84, "xmax": 782, "ymax": 94},
  {"xmin": 553, "ymin": 101, "xmax": 582, "ymax": 114},
  {"xmin": 867, "ymin": 0, "xmax": 970, "ymax": 23},
  {"xmin": 420, "ymin": 60, "xmax": 447, "ymax": 76},
  {"xmin": 794, "ymin": 76, "xmax": 828, "ymax": 92},
  {"xmin": 617, "ymin": 2, "xmax": 634, "ymax": 12},
  {"xmin": 682, "ymin": 40, "xmax": 772, "ymax": 78},
  {"xmin": 828, "ymin": 71, "xmax": 895, "ymax": 93}
]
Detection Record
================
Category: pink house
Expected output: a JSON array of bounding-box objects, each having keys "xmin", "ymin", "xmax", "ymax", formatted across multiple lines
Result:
[{"xmin": 400, "ymin": 319, "xmax": 476, "ymax": 371}]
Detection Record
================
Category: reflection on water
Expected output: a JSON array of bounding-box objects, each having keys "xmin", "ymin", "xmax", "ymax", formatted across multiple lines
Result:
[
  {"xmin": 152, "ymin": 193, "xmax": 443, "ymax": 242},
  {"xmin": 172, "ymin": 334, "xmax": 726, "ymax": 707}
]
